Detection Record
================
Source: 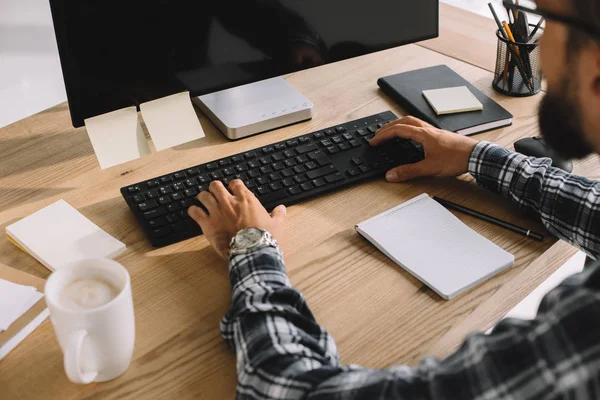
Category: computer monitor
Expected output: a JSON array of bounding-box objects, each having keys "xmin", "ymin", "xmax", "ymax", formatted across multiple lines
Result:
[{"xmin": 49, "ymin": 1, "xmax": 439, "ymax": 136}]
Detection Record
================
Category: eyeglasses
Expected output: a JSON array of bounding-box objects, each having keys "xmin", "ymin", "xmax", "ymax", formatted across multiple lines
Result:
[{"xmin": 503, "ymin": 0, "xmax": 600, "ymax": 41}]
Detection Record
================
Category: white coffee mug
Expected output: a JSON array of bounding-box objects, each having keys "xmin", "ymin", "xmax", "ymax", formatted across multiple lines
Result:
[{"xmin": 45, "ymin": 258, "xmax": 135, "ymax": 384}]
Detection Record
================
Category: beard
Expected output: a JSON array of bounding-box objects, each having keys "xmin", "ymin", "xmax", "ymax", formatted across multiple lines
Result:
[{"xmin": 538, "ymin": 83, "xmax": 594, "ymax": 160}]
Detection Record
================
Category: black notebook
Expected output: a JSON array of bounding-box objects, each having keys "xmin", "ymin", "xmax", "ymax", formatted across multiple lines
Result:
[{"xmin": 378, "ymin": 65, "xmax": 513, "ymax": 136}]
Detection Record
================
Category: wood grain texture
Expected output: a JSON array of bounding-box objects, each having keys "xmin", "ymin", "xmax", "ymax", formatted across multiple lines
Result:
[{"xmin": 1, "ymin": 7, "xmax": 597, "ymax": 400}]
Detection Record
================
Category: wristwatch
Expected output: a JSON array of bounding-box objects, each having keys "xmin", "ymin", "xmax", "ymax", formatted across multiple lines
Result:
[{"xmin": 228, "ymin": 227, "xmax": 279, "ymax": 257}]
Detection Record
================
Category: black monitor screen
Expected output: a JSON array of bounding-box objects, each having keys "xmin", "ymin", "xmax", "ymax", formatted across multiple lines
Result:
[{"xmin": 49, "ymin": 1, "xmax": 439, "ymax": 127}]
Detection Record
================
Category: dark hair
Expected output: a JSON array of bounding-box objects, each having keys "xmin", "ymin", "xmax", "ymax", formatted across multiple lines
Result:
[{"xmin": 570, "ymin": 0, "xmax": 600, "ymax": 50}]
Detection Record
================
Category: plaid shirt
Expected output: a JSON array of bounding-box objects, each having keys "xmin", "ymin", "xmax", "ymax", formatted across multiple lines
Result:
[{"xmin": 220, "ymin": 142, "xmax": 600, "ymax": 399}]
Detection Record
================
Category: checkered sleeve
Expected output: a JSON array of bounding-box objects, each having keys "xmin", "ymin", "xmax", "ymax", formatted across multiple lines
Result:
[{"xmin": 469, "ymin": 142, "xmax": 600, "ymax": 259}]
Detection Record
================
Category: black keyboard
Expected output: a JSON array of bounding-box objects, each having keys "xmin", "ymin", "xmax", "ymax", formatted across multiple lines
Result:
[{"xmin": 120, "ymin": 111, "xmax": 424, "ymax": 247}]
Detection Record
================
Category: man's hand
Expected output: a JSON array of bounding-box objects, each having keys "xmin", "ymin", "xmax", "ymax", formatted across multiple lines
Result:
[
  {"xmin": 187, "ymin": 180, "xmax": 286, "ymax": 260},
  {"xmin": 369, "ymin": 116, "xmax": 479, "ymax": 182}
]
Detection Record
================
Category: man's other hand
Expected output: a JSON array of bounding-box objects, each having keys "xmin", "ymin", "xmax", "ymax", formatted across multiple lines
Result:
[
  {"xmin": 188, "ymin": 180, "xmax": 286, "ymax": 260},
  {"xmin": 369, "ymin": 116, "xmax": 478, "ymax": 182}
]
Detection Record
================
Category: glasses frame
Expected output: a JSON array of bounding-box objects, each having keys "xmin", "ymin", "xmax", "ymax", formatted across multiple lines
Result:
[{"xmin": 503, "ymin": 1, "xmax": 600, "ymax": 41}]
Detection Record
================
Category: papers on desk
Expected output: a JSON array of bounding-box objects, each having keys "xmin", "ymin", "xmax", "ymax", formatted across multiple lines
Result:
[
  {"xmin": 84, "ymin": 91, "xmax": 205, "ymax": 169},
  {"xmin": 140, "ymin": 91, "xmax": 205, "ymax": 151},
  {"xmin": 6, "ymin": 199, "xmax": 126, "ymax": 272},
  {"xmin": 84, "ymin": 106, "xmax": 151, "ymax": 169},
  {"xmin": 0, "ymin": 263, "xmax": 49, "ymax": 360},
  {"xmin": 356, "ymin": 193, "xmax": 514, "ymax": 300}
]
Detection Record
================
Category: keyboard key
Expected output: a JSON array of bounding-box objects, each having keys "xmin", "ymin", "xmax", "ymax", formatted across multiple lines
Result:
[
  {"xmin": 160, "ymin": 186, "xmax": 173, "ymax": 195},
  {"xmin": 339, "ymin": 143, "xmax": 351, "ymax": 151},
  {"xmin": 133, "ymin": 194, "xmax": 146, "ymax": 203},
  {"xmin": 244, "ymin": 179, "xmax": 257, "ymax": 189},
  {"xmin": 324, "ymin": 128, "xmax": 335, "ymax": 135},
  {"xmin": 144, "ymin": 207, "xmax": 166, "ymax": 220},
  {"xmin": 167, "ymin": 203, "xmax": 181, "ymax": 213},
  {"xmin": 367, "ymin": 126, "xmax": 377, "ymax": 133},
  {"xmin": 147, "ymin": 190, "xmax": 159, "ymax": 199},
  {"xmin": 139, "ymin": 200, "xmax": 158, "ymax": 211},
  {"xmin": 259, "ymin": 156, "xmax": 272, "ymax": 165},
  {"xmin": 282, "ymin": 178, "xmax": 295, "ymax": 187},
  {"xmin": 347, "ymin": 168, "xmax": 360, "ymax": 177},
  {"xmin": 210, "ymin": 171, "xmax": 224, "ymax": 180},
  {"xmin": 272, "ymin": 153, "xmax": 284, "ymax": 161},
  {"xmin": 232, "ymin": 155, "xmax": 244, "ymax": 163},
  {"xmin": 218, "ymin": 159, "xmax": 231, "ymax": 167},
  {"xmin": 180, "ymin": 199, "xmax": 194, "ymax": 208},
  {"xmin": 160, "ymin": 176, "xmax": 173, "ymax": 183},
  {"xmin": 306, "ymin": 165, "xmax": 337, "ymax": 180},
  {"xmin": 295, "ymin": 143, "xmax": 317, "ymax": 154},
  {"xmin": 172, "ymin": 192, "xmax": 184, "ymax": 201},
  {"xmin": 262, "ymin": 146, "xmax": 274, "ymax": 154},
  {"xmin": 260, "ymin": 166, "xmax": 273, "ymax": 174},
  {"xmin": 244, "ymin": 151, "xmax": 257, "ymax": 159},
  {"xmin": 269, "ymin": 182, "xmax": 283, "ymax": 191},
  {"xmin": 320, "ymin": 139, "xmax": 332, "ymax": 147},
  {"xmin": 257, "ymin": 176, "xmax": 270, "ymax": 185},
  {"xmin": 235, "ymin": 164, "xmax": 248, "ymax": 172},
  {"xmin": 233, "ymin": 173, "xmax": 247, "ymax": 181},
  {"xmin": 282, "ymin": 168, "xmax": 294, "ymax": 177},
  {"xmin": 343, "ymin": 133, "xmax": 354, "ymax": 141},
  {"xmin": 158, "ymin": 196, "xmax": 171, "ymax": 205},
  {"xmin": 152, "ymin": 226, "xmax": 172, "ymax": 238},
  {"xmin": 223, "ymin": 167, "xmax": 235, "ymax": 176},
  {"xmin": 299, "ymin": 137, "xmax": 310, "ymax": 144},
  {"xmin": 197, "ymin": 185, "xmax": 208, "ymax": 193},
  {"xmin": 148, "ymin": 217, "xmax": 167, "ymax": 228},
  {"xmin": 359, "ymin": 164, "xmax": 372, "ymax": 173},
  {"xmin": 288, "ymin": 186, "xmax": 302, "ymax": 195},
  {"xmin": 269, "ymin": 172, "xmax": 283, "ymax": 181},
  {"xmin": 301, "ymin": 182, "xmax": 314, "ymax": 191},
  {"xmin": 258, "ymin": 189, "xmax": 287, "ymax": 205},
  {"xmin": 185, "ymin": 188, "xmax": 198, "ymax": 197},
  {"xmin": 313, "ymin": 132, "xmax": 325, "ymax": 139},
  {"xmin": 293, "ymin": 165, "xmax": 306, "ymax": 173},
  {"xmin": 273, "ymin": 162, "xmax": 285, "ymax": 171},
  {"xmin": 187, "ymin": 168, "xmax": 200, "ymax": 175},
  {"xmin": 248, "ymin": 160, "xmax": 260, "ymax": 169},
  {"xmin": 284, "ymin": 158, "xmax": 297, "ymax": 167},
  {"xmin": 283, "ymin": 150, "xmax": 295, "ymax": 158},
  {"xmin": 325, "ymin": 172, "xmax": 345, "ymax": 183},
  {"xmin": 305, "ymin": 161, "xmax": 318, "ymax": 170},
  {"xmin": 198, "ymin": 175, "xmax": 210, "ymax": 184},
  {"xmin": 296, "ymin": 155, "xmax": 308, "ymax": 163},
  {"xmin": 326, "ymin": 146, "xmax": 339, "ymax": 155},
  {"xmin": 206, "ymin": 163, "xmax": 218, "ymax": 170},
  {"xmin": 166, "ymin": 213, "xmax": 180, "ymax": 223},
  {"xmin": 128, "ymin": 185, "xmax": 140, "ymax": 193},
  {"xmin": 294, "ymin": 175, "xmax": 307, "ymax": 183},
  {"xmin": 349, "ymin": 139, "xmax": 361, "ymax": 148},
  {"xmin": 357, "ymin": 129, "xmax": 367, "ymax": 136},
  {"xmin": 174, "ymin": 172, "xmax": 186, "ymax": 179},
  {"xmin": 336, "ymin": 126, "xmax": 346, "ymax": 133},
  {"xmin": 147, "ymin": 180, "xmax": 159, "ymax": 187},
  {"xmin": 308, "ymin": 150, "xmax": 330, "ymax": 166},
  {"xmin": 257, "ymin": 185, "xmax": 270, "ymax": 195},
  {"xmin": 332, "ymin": 136, "xmax": 342, "ymax": 144},
  {"xmin": 173, "ymin": 182, "xmax": 186, "ymax": 192},
  {"xmin": 352, "ymin": 157, "xmax": 364, "ymax": 165},
  {"xmin": 312, "ymin": 178, "xmax": 327, "ymax": 187},
  {"xmin": 275, "ymin": 143, "xmax": 286, "ymax": 150},
  {"xmin": 185, "ymin": 178, "xmax": 198, "ymax": 187},
  {"xmin": 286, "ymin": 139, "xmax": 299, "ymax": 147},
  {"xmin": 248, "ymin": 169, "xmax": 261, "ymax": 178}
]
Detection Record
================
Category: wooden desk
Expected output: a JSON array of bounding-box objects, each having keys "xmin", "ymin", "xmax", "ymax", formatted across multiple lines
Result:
[{"xmin": 1, "ymin": 5, "xmax": 598, "ymax": 399}]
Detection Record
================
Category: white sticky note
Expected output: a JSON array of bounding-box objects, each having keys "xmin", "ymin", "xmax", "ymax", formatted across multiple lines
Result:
[
  {"xmin": 6, "ymin": 200, "xmax": 126, "ymax": 272},
  {"xmin": 140, "ymin": 91, "xmax": 205, "ymax": 151},
  {"xmin": 84, "ymin": 107, "xmax": 151, "ymax": 169},
  {"xmin": 422, "ymin": 86, "xmax": 483, "ymax": 115}
]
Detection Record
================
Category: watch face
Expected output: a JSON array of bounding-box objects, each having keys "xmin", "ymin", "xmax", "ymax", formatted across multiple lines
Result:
[{"xmin": 235, "ymin": 228, "xmax": 263, "ymax": 249}]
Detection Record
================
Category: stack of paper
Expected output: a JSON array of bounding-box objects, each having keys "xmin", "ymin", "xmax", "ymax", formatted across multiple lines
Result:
[
  {"xmin": 6, "ymin": 199, "xmax": 126, "ymax": 271},
  {"xmin": 0, "ymin": 263, "xmax": 49, "ymax": 360}
]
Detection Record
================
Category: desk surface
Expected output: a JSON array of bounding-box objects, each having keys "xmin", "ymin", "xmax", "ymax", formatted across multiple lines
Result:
[{"xmin": 1, "ymin": 5, "xmax": 598, "ymax": 399}]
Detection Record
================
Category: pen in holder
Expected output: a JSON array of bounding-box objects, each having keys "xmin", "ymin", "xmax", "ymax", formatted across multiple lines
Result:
[{"xmin": 493, "ymin": 25, "xmax": 543, "ymax": 97}]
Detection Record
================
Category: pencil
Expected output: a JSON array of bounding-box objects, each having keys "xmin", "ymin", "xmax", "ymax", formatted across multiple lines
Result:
[
  {"xmin": 433, "ymin": 197, "xmax": 545, "ymax": 241},
  {"xmin": 503, "ymin": 21, "xmax": 534, "ymax": 91}
]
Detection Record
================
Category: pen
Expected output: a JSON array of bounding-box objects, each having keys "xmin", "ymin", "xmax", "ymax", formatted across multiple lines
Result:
[
  {"xmin": 503, "ymin": 21, "xmax": 534, "ymax": 91},
  {"xmin": 433, "ymin": 197, "xmax": 545, "ymax": 241},
  {"xmin": 529, "ymin": 18, "xmax": 545, "ymax": 40}
]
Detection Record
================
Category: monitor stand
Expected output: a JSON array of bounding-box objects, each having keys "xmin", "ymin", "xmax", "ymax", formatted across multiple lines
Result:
[{"xmin": 192, "ymin": 77, "xmax": 313, "ymax": 140}]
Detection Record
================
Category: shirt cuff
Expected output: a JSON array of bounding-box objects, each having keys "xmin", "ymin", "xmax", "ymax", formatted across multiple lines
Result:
[
  {"xmin": 467, "ymin": 141, "xmax": 527, "ymax": 196},
  {"xmin": 228, "ymin": 245, "xmax": 289, "ymax": 291}
]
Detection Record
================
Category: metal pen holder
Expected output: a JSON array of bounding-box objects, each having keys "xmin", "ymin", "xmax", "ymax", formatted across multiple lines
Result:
[{"xmin": 493, "ymin": 25, "xmax": 543, "ymax": 97}]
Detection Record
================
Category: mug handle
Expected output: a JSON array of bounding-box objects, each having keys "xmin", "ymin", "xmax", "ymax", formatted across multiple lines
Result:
[{"xmin": 64, "ymin": 329, "xmax": 98, "ymax": 384}]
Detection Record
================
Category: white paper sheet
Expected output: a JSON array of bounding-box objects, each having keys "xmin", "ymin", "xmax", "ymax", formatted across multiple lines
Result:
[
  {"xmin": 0, "ymin": 279, "xmax": 40, "ymax": 331},
  {"xmin": 140, "ymin": 91, "xmax": 205, "ymax": 151},
  {"xmin": 84, "ymin": 106, "xmax": 151, "ymax": 169}
]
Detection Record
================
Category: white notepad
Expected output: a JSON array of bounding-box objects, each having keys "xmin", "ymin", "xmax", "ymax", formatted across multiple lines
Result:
[
  {"xmin": 6, "ymin": 200, "xmax": 126, "ymax": 272},
  {"xmin": 140, "ymin": 91, "xmax": 205, "ymax": 151},
  {"xmin": 84, "ymin": 106, "xmax": 151, "ymax": 169},
  {"xmin": 422, "ymin": 86, "xmax": 483, "ymax": 115},
  {"xmin": 356, "ymin": 194, "xmax": 514, "ymax": 299}
]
